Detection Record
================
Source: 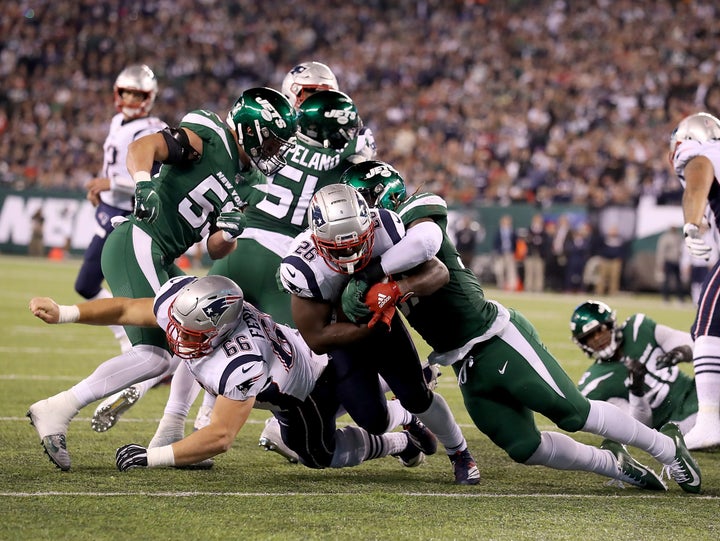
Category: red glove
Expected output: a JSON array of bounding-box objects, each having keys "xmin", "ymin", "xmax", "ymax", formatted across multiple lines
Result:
[
  {"xmin": 368, "ymin": 304, "xmax": 396, "ymax": 329},
  {"xmin": 364, "ymin": 280, "xmax": 412, "ymax": 330}
]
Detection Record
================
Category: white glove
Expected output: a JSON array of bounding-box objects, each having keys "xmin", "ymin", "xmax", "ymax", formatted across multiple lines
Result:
[{"xmin": 683, "ymin": 223, "xmax": 711, "ymax": 260}]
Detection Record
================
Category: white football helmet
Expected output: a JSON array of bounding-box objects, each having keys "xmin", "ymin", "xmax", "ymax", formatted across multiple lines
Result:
[
  {"xmin": 669, "ymin": 112, "xmax": 720, "ymax": 161},
  {"xmin": 166, "ymin": 276, "xmax": 244, "ymax": 360},
  {"xmin": 308, "ymin": 184, "xmax": 374, "ymax": 274},
  {"xmin": 114, "ymin": 64, "xmax": 158, "ymax": 119},
  {"xmin": 281, "ymin": 61, "xmax": 339, "ymax": 109}
]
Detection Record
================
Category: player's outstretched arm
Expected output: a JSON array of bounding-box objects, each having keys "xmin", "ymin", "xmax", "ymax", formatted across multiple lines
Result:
[{"xmin": 29, "ymin": 296, "xmax": 157, "ymax": 327}]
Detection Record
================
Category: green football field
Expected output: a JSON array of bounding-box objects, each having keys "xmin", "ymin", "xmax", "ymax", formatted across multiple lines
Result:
[{"xmin": 1, "ymin": 254, "xmax": 718, "ymax": 540}]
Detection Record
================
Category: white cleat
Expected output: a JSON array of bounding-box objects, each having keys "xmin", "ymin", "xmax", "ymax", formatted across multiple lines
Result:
[
  {"xmin": 27, "ymin": 394, "xmax": 77, "ymax": 471},
  {"xmin": 682, "ymin": 422, "xmax": 720, "ymax": 452},
  {"xmin": 258, "ymin": 417, "xmax": 299, "ymax": 463},
  {"xmin": 91, "ymin": 386, "xmax": 140, "ymax": 433}
]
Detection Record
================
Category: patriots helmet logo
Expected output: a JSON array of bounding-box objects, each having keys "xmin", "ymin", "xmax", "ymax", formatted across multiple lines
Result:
[
  {"xmin": 202, "ymin": 295, "xmax": 243, "ymax": 325},
  {"xmin": 310, "ymin": 202, "xmax": 326, "ymax": 229}
]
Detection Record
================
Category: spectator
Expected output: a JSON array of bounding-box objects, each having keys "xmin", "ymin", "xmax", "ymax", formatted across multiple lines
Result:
[
  {"xmin": 524, "ymin": 213, "xmax": 550, "ymax": 293},
  {"xmin": 28, "ymin": 208, "xmax": 44, "ymax": 257},
  {"xmin": 564, "ymin": 223, "xmax": 592, "ymax": 293},
  {"xmin": 655, "ymin": 225, "xmax": 687, "ymax": 304},
  {"xmin": 454, "ymin": 214, "xmax": 481, "ymax": 272},
  {"xmin": 594, "ymin": 225, "xmax": 626, "ymax": 297},
  {"xmin": 493, "ymin": 214, "xmax": 518, "ymax": 291}
]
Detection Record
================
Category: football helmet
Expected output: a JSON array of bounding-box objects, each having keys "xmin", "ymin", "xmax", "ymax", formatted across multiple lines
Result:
[
  {"xmin": 166, "ymin": 276, "xmax": 244, "ymax": 360},
  {"xmin": 227, "ymin": 87, "xmax": 298, "ymax": 175},
  {"xmin": 282, "ymin": 61, "xmax": 339, "ymax": 108},
  {"xmin": 113, "ymin": 64, "xmax": 158, "ymax": 119},
  {"xmin": 570, "ymin": 300, "xmax": 620, "ymax": 361},
  {"xmin": 340, "ymin": 160, "xmax": 407, "ymax": 211},
  {"xmin": 297, "ymin": 90, "xmax": 362, "ymax": 151},
  {"xmin": 669, "ymin": 112, "xmax": 720, "ymax": 161},
  {"xmin": 308, "ymin": 184, "xmax": 374, "ymax": 274}
]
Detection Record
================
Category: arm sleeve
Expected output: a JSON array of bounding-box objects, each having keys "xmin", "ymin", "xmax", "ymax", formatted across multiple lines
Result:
[
  {"xmin": 380, "ymin": 221, "xmax": 443, "ymax": 276},
  {"xmin": 654, "ymin": 323, "xmax": 693, "ymax": 351}
]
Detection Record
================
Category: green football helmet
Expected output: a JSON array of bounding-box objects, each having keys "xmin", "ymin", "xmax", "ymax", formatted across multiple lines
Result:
[
  {"xmin": 570, "ymin": 300, "xmax": 620, "ymax": 361},
  {"xmin": 296, "ymin": 90, "xmax": 362, "ymax": 151},
  {"xmin": 227, "ymin": 87, "xmax": 298, "ymax": 175},
  {"xmin": 339, "ymin": 160, "xmax": 407, "ymax": 211}
]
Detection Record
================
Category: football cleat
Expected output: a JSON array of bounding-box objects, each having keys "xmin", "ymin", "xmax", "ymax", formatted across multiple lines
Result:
[
  {"xmin": 600, "ymin": 440, "xmax": 667, "ymax": 491},
  {"xmin": 449, "ymin": 448, "xmax": 480, "ymax": 485},
  {"xmin": 681, "ymin": 420, "xmax": 720, "ymax": 452},
  {"xmin": 403, "ymin": 416, "xmax": 437, "ymax": 456},
  {"xmin": 27, "ymin": 395, "xmax": 77, "ymax": 471},
  {"xmin": 91, "ymin": 386, "xmax": 140, "ymax": 432},
  {"xmin": 258, "ymin": 417, "xmax": 299, "ymax": 464},
  {"xmin": 660, "ymin": 423, "xmax": 702, "ymax": 493},
  {"xmin": 393, "ymin": 431, "xmax": 426, "ymax": 467}
]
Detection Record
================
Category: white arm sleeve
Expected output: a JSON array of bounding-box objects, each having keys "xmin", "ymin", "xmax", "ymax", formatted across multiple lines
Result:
[
  {"xmin": 380, "ymin": 221, "xmax": 443, "ymax": 275},
  {"xmin": 654, "ymin": 324, "xmax": 693, "ymax": 351}
]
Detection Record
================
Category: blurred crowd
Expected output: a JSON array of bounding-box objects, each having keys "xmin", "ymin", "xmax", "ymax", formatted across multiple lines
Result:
[{"xmin": 1, "ymin": 0, "xmax": 719, "ymax": 207}]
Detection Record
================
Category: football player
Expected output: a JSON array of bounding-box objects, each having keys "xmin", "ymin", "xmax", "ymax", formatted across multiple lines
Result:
[
  {"xmin": 75, "ymin": 65, "xmax": 167, "ymax": 354},
  {"xmin": 278, "ymin": 183, "xmax": 480, "ymax": 485},
  {"xmin": 571, "ymin": 300, "xmax": 697, "ymax": 433},
  {"xmin": 340, "ymin": 160, "xmax": 702, "ymax": 492},
  {"xmin": 28, "ymin": 275, "xmax": 433, "ymax": 471},
  {"xmin": 26, "ymin": 88, "xmax": 298, "ymax": 471},
  {"xmin": 668, "ymin": 111, "xmax": 720, "ymax": 451}
]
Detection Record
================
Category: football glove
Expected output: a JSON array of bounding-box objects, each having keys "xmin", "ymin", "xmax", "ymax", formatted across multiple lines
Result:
[
  {"xmin": 364, "ymin": 280, "xmax": 412, "ymax": 330},
  {"xmin": 340, "ymin": 278, "xmax": 372, "ymax": 323},
  {"xmin": 216, "ymin": 208, "xmax": 247, "ymax": 241},
  {"xmin": 116, "ymin": 443, "xmax": 149, "ymax": 471},
  {"xmin": 133, "ymin": 180, "xmax": 160, "ymax": 223},
  {"xmin": 623, "ymin": 357, "xmax": 647, "ymax": 397},
  {"xmin": 369, "ymin": 303, "xmax": 396, "ymax": 330},
  {"xmin": 656, "ymin": 345, "xmax": 693, "ymax": 369},
  {"xmin": 683, "ymin": 223, "xmax": 711, "ymax": 260}
]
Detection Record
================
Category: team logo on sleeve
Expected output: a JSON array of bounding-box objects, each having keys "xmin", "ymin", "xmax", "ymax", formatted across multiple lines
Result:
[{"xmin": 202, "ymin": 295, "xmax": 243, "ymax": 325}]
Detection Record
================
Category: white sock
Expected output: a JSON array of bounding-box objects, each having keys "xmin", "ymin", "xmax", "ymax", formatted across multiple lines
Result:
[
  {"xmin": 583, "ymin": 400, "xmax": 675, "ymax": 464},
  {"xmin": 330, "ymin": 426, "xmax": 407, "ymax": 468},
  {"xmin": 415, "ymin": 393, "xmax": 466, "ymax": 454},
  {"xmin": 691, "ymin": 335, "xmax": 720, "ymax": 426},
  {"xmin": 386, "ymin": 399, "xmax": 412, "ymax": 431},
  {"xmin": 162, "ymin": 361, "xmax": 201, "ymax": 418},
  {"xmin": 525, "ymin": 431, "xmax": 619, "ymax": 479},
  {"xmin": 70, "ymin": 345, "xmax": 173, "ymax": 406}
]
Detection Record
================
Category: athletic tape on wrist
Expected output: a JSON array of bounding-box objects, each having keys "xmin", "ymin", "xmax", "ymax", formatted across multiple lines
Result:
[
  {"xmin": 133, "ymin": 171, "xmax": 152, "ymax": 183},
  {"xmin": 57, "ymin": 305, "xmax": 80, "ymax": 324},
  {"xmin": 147, "ymin": 445, "xmax": 176, "ymax": 468}
]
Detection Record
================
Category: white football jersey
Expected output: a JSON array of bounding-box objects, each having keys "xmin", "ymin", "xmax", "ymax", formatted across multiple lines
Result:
[
  {"xmin": 154, "ymin": 276, "xmax": 327, "ymax": 410},
  {"xmin": 672, "ymin": 139, "xmax": 720, "ymax": 237},
  {"xmin": 278, "ymin": 207, "xmax": 406, "ymax": 302},
  {"xmin": 100, "ymin": 113, "xmax": 167, "ymax": 210}
]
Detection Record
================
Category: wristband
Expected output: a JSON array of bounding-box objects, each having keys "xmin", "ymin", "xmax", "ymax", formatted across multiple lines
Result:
[
  {"xmin": 133, "ymin": 171, "xmax": 152, "ymax": 183},
  {"xmin": 221, "ymin": 230, "xmax": 236, "ymax": 242},
  {"xmin": 57, "ymin": 304, "xmax": 80, "ymax": 324},
  {"xmin": 147, "ymin": 445, "xmax": 176, "ymax": 468},
  {"xmin": 682, "ymin": 223, "xmax": 699, "ymax": 236}
]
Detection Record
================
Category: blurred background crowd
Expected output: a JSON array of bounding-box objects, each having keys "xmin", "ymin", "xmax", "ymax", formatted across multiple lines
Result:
[{"xmin": 2, "ymin": 0, "xmax": 719, "ymax": 208}]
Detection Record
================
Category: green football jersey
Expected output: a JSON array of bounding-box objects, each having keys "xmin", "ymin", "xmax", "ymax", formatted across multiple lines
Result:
[
  {"xmin": 577, "ymin": 313, "xmax": 696, "ymax": 427},
  {"xmin": 131, "ymin": 110, "xmax": 260, "ymax": 260},
  {"xmin": 395, "ymin": 192, "xmax": 498, "ymax": 354},
  {"xmin": 242, "ymin": 135, "xmax": 372, "ymax": 237}
]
